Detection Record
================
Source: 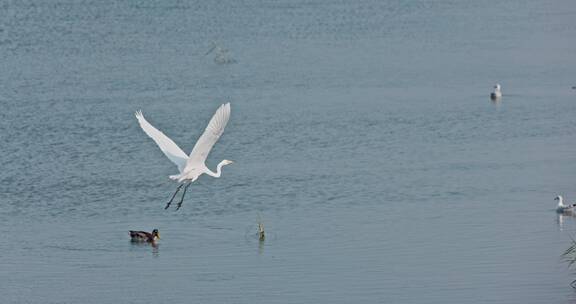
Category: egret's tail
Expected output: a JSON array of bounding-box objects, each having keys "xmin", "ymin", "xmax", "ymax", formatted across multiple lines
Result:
[{"xmin": 169, "ymin": 174, "xmax": 181, "ymax": 181}]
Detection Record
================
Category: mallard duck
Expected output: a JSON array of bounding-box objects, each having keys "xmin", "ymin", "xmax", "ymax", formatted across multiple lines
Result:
[
  {"xmin": 555, "ymin": 196, "xmax": 576, "ymax": 213},
  {"xmin": 129, "ymin": 229, "xmax": 160, "ymax": 242}
]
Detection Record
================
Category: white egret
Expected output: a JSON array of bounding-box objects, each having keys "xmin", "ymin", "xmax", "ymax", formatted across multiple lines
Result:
[
  {"xmin": 555, "ymin": 195, "xmax": 576, "ymax": 213},
  {"xmin": 135, "ymin": 103, "xmax": 233, "ymax": 210},
  {"xmin": 490, "ymin": 84, "xmax": 502, "ymax": 100}
]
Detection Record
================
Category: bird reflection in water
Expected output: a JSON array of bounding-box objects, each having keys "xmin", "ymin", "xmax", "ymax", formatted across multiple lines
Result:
[
  {"xmin": 557, "ymin": 213, "xmax": 576, "ymax": 232},
  {"xmin": 129, "ymin": 238, "xmax": 160, "ymax": 257}
]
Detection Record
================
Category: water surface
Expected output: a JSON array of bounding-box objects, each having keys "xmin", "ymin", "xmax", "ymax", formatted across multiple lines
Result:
[{"xmin": 1, "ymin": 0, "xmax": 576, "ymax": 303}]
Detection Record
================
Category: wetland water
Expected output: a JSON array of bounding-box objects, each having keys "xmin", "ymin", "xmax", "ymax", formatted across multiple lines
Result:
[{"xmin": 1, "ymin": 0, "xmax": 576, "ymax": 303}]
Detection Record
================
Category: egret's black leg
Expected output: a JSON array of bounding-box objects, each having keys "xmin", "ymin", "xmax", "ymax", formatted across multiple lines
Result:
[
  {"xmin": 176, "ymin": 183, "xmax": 192, "ymax": 211},
  {"xmin": 165, "ymin": 184, "xmax": 184, "ymax": 210}
]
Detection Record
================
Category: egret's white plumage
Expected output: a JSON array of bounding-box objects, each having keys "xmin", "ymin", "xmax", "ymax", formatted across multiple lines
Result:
[
  {"xmin": 135, "ymin": 103, "xmax": 233, "ymax": 210},
  {"xmin": 555, "ymin": 195, "xmax": 576, "ymax": 213},
  {"xmin": 135, "ymin": 111, "xmax": 189, "ymax": 172}
]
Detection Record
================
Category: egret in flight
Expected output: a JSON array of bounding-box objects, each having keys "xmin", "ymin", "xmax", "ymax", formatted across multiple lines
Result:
[{"xmin": 135, "ymin": 103, "xmax": 233, "ymax": 210}]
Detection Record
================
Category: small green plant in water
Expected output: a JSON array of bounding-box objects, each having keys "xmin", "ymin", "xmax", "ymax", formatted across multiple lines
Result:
[
  {"xmin": 258, "ymin": 222, "xmax": 265, "ymax": 241},
  {"xmin": 257, "ymin": 213, "xmax": 265, "ymax": 241}
]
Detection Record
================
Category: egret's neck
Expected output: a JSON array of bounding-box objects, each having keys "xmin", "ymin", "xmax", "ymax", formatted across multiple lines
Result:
[
  {"xmin": 205, "ymin": 160, "xmax": 228, "ymax": 178},
  {"xmin": 558, "ymin": 197, "xmax": 565, "ymax": 207}
]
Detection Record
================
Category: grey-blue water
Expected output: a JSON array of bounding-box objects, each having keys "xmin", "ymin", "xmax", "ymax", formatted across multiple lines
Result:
[{"xmin": 1, "ymin": 0, "xmax": 576, "ymax": 303}]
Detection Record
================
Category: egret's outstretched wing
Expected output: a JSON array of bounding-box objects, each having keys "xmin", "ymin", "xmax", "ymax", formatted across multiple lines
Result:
[
  {"xmin": 186, "ymin": 103, "xmax": 231, "ymax": 167},
  {"xmin": 135, "ymin": 110, "xmax": 188, "ymax": 172}
]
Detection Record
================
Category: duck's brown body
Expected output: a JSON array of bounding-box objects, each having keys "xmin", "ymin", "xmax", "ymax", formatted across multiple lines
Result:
[{"xmin": 129, "ymin": 229, "xmax": 160, "ymax": 242}]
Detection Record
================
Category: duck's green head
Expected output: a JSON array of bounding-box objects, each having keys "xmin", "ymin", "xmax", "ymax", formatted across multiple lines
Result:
[{"xmin": 152, "ymin": 229, "xmax": 160, "ymax": 240}]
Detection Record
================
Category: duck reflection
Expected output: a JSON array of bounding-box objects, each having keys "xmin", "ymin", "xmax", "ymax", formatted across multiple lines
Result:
[{"xmin": 129, "ymin": 238, "xmax": 160, "ymax": 257}]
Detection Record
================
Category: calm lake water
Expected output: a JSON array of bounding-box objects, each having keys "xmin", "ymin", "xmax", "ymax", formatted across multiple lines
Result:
[{"xmin": 1, "ymin": 0, "xmax": 576, "ymax": 303}]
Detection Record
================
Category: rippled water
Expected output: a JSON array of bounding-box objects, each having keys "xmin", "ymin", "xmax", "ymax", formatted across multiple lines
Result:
[{"xmin": 1, "ymin": 0, "xmax": 576, "ymax": 303}]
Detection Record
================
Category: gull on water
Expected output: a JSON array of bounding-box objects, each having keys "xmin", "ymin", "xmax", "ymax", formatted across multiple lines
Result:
[
  {"xmin": 205, "ymin": 42, "xmax": 236, "ymax": 64},
  {"xmin": 555, "ymin": 195, "xmax": 576, "ymax": 213},
  {"xmin": 135, "ymin": 103, "xmax": 234, "ymax": 210},
  {"xmin": 490, "ymin": 84, "xmax": 502, "ymax": 101}
]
